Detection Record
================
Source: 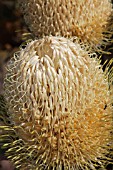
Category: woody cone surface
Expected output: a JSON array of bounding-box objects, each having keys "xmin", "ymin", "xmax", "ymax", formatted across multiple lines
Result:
[
  {"xmin": 18, "ymin": 0, "xmax": 113, "ymax": 51},
  {"xmin": 1, "ymin": 36, "xmax": 112, "ymax": 170}
]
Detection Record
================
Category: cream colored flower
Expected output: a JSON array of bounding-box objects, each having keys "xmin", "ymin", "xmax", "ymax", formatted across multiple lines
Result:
[
  {"xmin": 2, "ymin": 36, "xmax": 113, "ymax": 169},
  {"xmin": 18, "ymin": 0, "xmax": 113, "ymax": 51}
]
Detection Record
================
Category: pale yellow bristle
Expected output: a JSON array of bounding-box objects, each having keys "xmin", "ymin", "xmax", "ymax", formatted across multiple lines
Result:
[
  {"xmin": 2, "ymin": 36, "xmax": 113, "ymax": 169},
  {"xmin": 18, "ymin": 0, "xmax": 113, "ymax": 51}
]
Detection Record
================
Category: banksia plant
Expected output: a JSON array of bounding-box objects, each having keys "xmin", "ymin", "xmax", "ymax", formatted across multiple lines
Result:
[
  {"xmin": 0, "ymin": 95, "xmax": 8, "ymax": 135},
  {"xmin": 1, "ymin": 36, "xmax": 113, "ymax": 169},
  {"xmin": 18, "ymin": 0, "xmax": 113, "ymax": 51}
]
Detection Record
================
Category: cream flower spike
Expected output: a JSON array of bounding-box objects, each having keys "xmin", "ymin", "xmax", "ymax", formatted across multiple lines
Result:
[
  {"xmin": 18, "ymin": 0, "xmax": 113, "ymax": 51},
  {"xmin": 2, "ymin": 36, "xmax": 113, "ymax": 169}
]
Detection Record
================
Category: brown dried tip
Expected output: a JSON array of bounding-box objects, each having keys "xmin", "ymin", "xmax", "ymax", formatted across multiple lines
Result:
[
  {"xmin": 1, "ymin": 36, "xmax": 113, "ymax": 169},
  {"xmin": 18, "ymin": 0, "xmax": 113, "ymax": 51}
]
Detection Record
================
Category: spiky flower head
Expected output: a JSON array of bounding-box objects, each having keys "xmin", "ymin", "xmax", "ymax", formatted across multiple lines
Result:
[
  {"xmin": 18, "ymin": 0, "xmax": 113, "ymax": 51},
  {"xmin": 2, "ymin": 36, "xmax": 113, "ymax": 169}
]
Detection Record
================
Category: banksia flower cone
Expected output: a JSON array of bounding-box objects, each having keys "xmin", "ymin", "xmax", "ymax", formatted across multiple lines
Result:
[
  {"xmin": 18, "ymin": 0, "xmax": 113, "ymax": 51},
  {"xmin": 1, "ymin": 36, "xmax": 113, "ymax": 169}
]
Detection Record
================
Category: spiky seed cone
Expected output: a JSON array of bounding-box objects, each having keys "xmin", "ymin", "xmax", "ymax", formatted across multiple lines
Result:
[
  {"xmin": 18, "ymin": 0, "xmax": 113, "ymax": 51},
  {"xmin": 2, "ymin": 36, "xmax": 113, "ymax": 169}
]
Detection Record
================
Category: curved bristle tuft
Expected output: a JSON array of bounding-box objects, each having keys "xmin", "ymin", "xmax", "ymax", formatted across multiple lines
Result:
[
  {"xmin": 18, "ymin": 0, "xmax": 113, "ymax": 52},
  {"xmin": 1, "ymin": 36, "xmax": 113, "ymax": 169}
]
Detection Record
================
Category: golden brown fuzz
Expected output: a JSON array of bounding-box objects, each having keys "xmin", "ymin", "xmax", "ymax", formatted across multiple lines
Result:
[
  {"xmin": 18, "ymin": 0, "xmax": 113, "ymax": 51},
  {"xmin": 1, "ymin": 36, "xmax": 113, "ymax": 170}
]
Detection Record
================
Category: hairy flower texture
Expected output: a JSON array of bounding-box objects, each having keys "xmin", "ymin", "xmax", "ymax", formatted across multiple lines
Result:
[
  {"xmin": 18, "ymin": 0, "xmax": 113, "ymax": 51},
  {"xmin": 2, "ymin": 36, "xmax": 113, "ymax": 170},
  {"xmin": 0, "ymin": 95, "xmax": 8, "ymax": 135}
]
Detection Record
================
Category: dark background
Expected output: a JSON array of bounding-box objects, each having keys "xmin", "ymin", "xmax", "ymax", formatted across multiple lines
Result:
[
  {"xmin": 0, "ymin": 0, "xmax": 113, "ymax": 170},
  {"xmin": 0, "ymin": 0, "xmax": 29, "ymax": 95}
]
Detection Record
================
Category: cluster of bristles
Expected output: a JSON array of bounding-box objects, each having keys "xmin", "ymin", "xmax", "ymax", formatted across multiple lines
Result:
[
  {"xmin": 0, "ymin": 0, "xmax": 113, "ymax": 170},
  {"xmin": 18, "ymin": 0, "xmax": 113, "ymax": 51}
]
